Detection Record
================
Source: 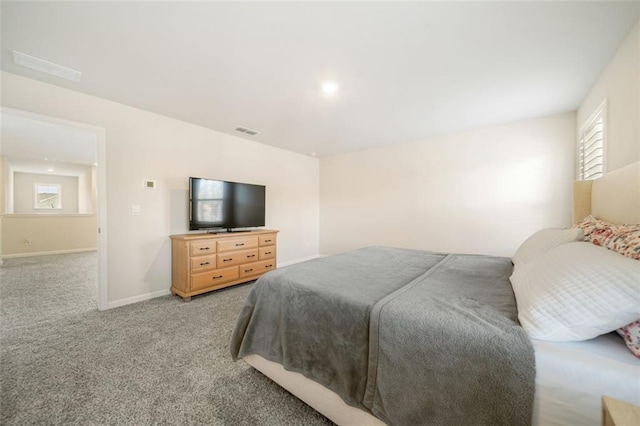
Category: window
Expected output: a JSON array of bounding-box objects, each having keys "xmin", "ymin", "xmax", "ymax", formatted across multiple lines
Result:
[
  {"xmin": 578, "ymin": 100, "xmax": 607, "ymax": 181},
  {"xmin": 34, "ymin": 183, "xmax": 62, "ymax": 209}
]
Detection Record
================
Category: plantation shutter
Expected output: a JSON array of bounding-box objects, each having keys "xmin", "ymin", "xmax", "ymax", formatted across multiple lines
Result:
[{"xmin": 578, "ymin": 103, "xmax": 606, "ymax": 181}]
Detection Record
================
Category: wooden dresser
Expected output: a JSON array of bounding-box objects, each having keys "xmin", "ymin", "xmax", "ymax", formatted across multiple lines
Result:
[{"xmin": 170, "ymin": 229, "xmax": 278, "ymax": 301}]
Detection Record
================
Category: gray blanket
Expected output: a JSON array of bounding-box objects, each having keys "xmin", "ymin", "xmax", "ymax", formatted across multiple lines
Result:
[{"xmin": 230, "ymin": 247, "xmax": 535, "ymax": 425}]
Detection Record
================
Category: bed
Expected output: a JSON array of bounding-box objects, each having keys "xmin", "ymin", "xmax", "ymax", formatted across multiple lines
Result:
[{"xmin": 231, "ymin": 161, "xmax": 640, "ymax": 425}]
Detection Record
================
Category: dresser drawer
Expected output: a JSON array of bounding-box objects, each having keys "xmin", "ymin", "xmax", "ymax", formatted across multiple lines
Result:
[
  {"xmin": 190, "ymin": 240, "xmax": 216, "ymax": 256},
  {"xmin": 191, "ymin": 266, "xmax": 239, "ymax": 291},
  {"xmin": 217, "ymin": 249, "xmax": 259, "ymax": 268},
  {"xmin": 239, "ymin": 259, "xmax": 276, "ymax": 278},
  {"xmin": 217, "ymin": 236, "xmax": 259, "ymax": 252},
  {"xmin": 190, "ymin": 255, "xmax": 217, "ymax": 273},
  {"xmin": 259, "ymin": 234, "xmax": 276, "ymax": 246},
  {"xmin": 259, "ymin": 246, "xmax": 275, "ymax": 260}
]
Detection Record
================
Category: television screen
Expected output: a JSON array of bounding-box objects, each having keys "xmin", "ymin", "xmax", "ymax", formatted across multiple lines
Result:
[{"xmin": 189, "ymin": 178, "xmax": 265, "ymax": 231}]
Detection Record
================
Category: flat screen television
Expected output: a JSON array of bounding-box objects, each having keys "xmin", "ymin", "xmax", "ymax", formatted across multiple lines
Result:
[{"xmin": 189, "ymin": 177, "xmax": 266, "ymax": 231}]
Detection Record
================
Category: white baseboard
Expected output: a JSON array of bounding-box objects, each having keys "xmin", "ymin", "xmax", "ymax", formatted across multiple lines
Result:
[
  {"xmin": 105, "ymin": 254, "xmax": 323, "ymax": 310},
  {"xmin": 107, "ymin": 289, "xmax": 171, "ymax": 310},
  {"xmin": 277, "ymin": 254, "xmax": 324, "ymax": 268},
  {"xmin": 2, "ymin": 247, "xmax": 97, "ymax": 259}
]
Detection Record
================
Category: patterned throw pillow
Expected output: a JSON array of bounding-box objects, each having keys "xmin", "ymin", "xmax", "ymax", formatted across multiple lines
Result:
[
  {"xmin": 617, "ymin": 321, "xmax": 640, "ymax": 359},
  {"xmin": 604, "ymin": 224, "xmax": 640, "ymax": 261},
  {"xmin": 576, "ymin": 215, "xmax": 640, "ymax": 260},
  {"xmin": 576, "ymin": 215, "xmax": 616, "ymax": 247}
]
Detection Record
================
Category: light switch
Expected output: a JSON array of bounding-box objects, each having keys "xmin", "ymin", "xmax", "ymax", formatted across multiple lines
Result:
[{"xmin": 131, "ymin": 205, "xmax": 141, "ymax": 215}]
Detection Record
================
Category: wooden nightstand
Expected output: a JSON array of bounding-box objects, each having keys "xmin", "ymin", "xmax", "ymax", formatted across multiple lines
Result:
[{"xmin": 602, "ymin": 396, "xmax": 640, "ymax": 426}]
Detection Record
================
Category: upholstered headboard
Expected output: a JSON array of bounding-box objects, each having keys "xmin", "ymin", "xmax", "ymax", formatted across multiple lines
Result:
[{"xmin": 573, "ymin": 161, "xmax": 640, "ymax": 225}]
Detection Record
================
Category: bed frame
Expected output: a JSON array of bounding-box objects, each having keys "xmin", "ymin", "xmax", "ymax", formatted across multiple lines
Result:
[{"xmin": 245, "ymin": 161, "xmax": 640, "ymax": 426}]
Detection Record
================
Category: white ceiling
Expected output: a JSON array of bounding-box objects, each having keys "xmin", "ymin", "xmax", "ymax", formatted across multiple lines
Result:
[
  {"xmin": 1, "ymin": 112, "xmax": 97, "ymax": 176},
  {"xmin": 1, "ymin": 2, "xmax": 638, "ymax": 157}
]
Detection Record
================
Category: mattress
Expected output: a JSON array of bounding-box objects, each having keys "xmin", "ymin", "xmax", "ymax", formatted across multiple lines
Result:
[
  {"xmin": 246, "ymin": 332, "xmax": 639, "ymax": 426},
  {"xmin": 533, "ymin": 332, "xmax": 640, "ymax": 426}
]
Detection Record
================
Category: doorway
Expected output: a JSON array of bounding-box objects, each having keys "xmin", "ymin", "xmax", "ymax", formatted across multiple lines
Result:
[{"xmin": 0, "ymin": 107, "xmax": 107, "ymax": 310}]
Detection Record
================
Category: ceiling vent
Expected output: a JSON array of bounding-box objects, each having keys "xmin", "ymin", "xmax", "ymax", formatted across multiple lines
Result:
[
  {"xmin": 235, "ymin": 126, "xmax": 260, "ymax": 136},
  {"xmin": 12, "ymin": 50, "xmax": 82, "ymax": 82}
]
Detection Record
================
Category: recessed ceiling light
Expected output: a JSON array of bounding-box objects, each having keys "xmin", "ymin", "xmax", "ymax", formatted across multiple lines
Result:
[
  {"xmin": 322, "ymin": 81, "xmax": 339, "ymax": 95},
  {"xmin": 310, "ymin": 152, "xmax": 317, "ymax": 157},
  {"xmin": 47, "ymin": 168, "xmax": 55, "ymax": 172},
  {"xmin": 12, "ymin": 50, "xmax": 82, "ymax": 82}
]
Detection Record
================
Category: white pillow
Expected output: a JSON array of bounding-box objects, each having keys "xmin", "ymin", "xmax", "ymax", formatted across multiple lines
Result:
[
  {"xmin": 510, "ymin": 242, "xmax": 640, "ymax": 342},
  {"xmin": 512, "ymin": 227, "xmax": 584, "ymax": 265}
]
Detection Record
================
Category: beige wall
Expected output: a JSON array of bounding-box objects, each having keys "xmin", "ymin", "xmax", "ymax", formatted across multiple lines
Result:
[
  {"xmin": 0, "ymin": 156, "xmax": 5, "ymax": 215},
  {"xmin": 320, "ymin": 112, "xmax": 577, "ymax": 257},
  {"xmin": 1, "ymin": 71, "xmax": 320, "ymax": 306},
  {"xmin": 78, "ymin": 167, "xmax": 94, "ymax": 214},
  {"xmin": 5, "ymin": 162, "xmax": 14, "ymax": 213},
  {"xmin": 4, "ymin": 167, "xmax": 97, "ymax": 256},
  {"xmin": 0, "ymin": 156, "xmax": 5, "ymax": 263},
  {"xmin": 2, "ymin": 214, "xmax": 97, "ymax": 256},
  {"xmin": 578, "ymin": 21, "xmax": 639, "ymax": 172},
  {"xmin": 320, "ymin": 22, "xmax": 639, "ymax": 258},
  {"xmin": 13, "ymin": 172, "xmax": 79, "ymax": 214}
]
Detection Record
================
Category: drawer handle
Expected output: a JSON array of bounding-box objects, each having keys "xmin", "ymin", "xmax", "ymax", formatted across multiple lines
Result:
[
  {"xmin": 265, "ymin": 252, "xmax": 272, "ymax": 255},
  {"xmin": 200, "ymin": 261, "xmax": 210, "ymax": 266},
  {"xmin": 212, "ymin": 275, "xmax": 223, "ymax": 279},
  {"xmin": 265, "ymin": 264, "xmax": 273, "ymax": 268},
  {"xmin": 223, "ymin": 258, "xmax": 233, "ymax": 262},
  {"xmin": 199, "ymin": 247, "xmax": 211, "ymax": 251},
  {"xmin": 247, "ymin": 254, "xmax": 256, "ymax": 258},
  {"xmin": 264, "ymin": 239, "xmax": 271, "ymax": 243},
  {"xmin": 244, "ymin": 268, "xmax": 253, "ymax": 273},
  {"xmin": 235, "ymin": 243, "xmax": 245, "ymax": 247}
]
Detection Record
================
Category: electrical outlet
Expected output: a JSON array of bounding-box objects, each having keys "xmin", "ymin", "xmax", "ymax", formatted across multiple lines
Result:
[{"xmin": 24, "ymin": 239, "xmax": 32, "ymax": 246}]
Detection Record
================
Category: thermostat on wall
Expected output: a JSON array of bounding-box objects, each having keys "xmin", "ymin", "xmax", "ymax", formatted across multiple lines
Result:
[{"xmin": 143, "ymin": 180, "xmax": 156, "ymax": 189}]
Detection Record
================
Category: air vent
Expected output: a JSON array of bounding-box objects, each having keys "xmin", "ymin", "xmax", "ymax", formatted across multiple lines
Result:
[
  {"xmin": 235, "ymin": 126, "xmax": 260, "ymax": 136},
  {"xmin": 12, "ymin": 50, "xmax": 82, "ymax": 82}
]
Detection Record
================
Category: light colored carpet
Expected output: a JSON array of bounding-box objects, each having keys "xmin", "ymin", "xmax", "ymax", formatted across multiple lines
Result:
[{"xmin": 0, "ymin": 252, "xmax": 333, "ymax": 425}]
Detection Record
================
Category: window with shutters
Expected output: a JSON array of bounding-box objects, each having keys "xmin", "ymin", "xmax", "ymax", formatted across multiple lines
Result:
[{"xmin": 577, "ymin": 100, "xmax": 607, "ymax": 181}]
